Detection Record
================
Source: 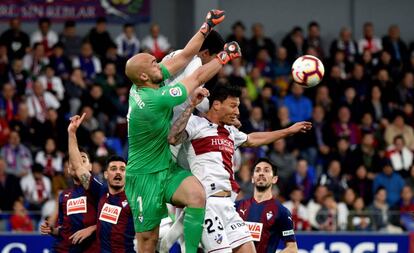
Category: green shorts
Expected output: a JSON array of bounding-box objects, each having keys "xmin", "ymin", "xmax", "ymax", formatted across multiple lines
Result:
[{"xmin": 125, "ymin": 163, "xmax": 192, "ymax": 233}]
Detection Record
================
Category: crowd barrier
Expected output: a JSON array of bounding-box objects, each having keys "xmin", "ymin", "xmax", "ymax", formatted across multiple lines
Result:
[{"xmin": 0, "ymin": 232, "xmax": 412, "ymax": 253}]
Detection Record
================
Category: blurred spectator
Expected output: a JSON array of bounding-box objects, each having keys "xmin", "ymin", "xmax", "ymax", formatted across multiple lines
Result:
[
  {"xmin": 316, "ymin": 193, "xmax": 348, "ymax": 231},
  {"xmin": 307, "ymin": 185, "xmax": 328, "ymax": 229},
  {"xmin": 244, "ymin": 67, "xmax": 266, "ymax": 101},
  {"xmin": 37, "ymin": 108, "xmax": 67, "ymax": 152},
  {"xmin": 352, "ymin": 132, "xmax": 382, "ymax": 176},
  {"xmin": 395, "ymin": 72, "xmax": 414, "ymax": 106},
  {"xmin": 26, "ymin": 80, "xmax": 60, "ymax": 123},
  {"xmin": 51, "ymin": 157, "xmax": 73, "ymax": 196},
  {"xmin": 282, "ymin": 27, "xmax": 305, "ymax": 63},
  {"xmin": 85, "ymin": 17, "xmax": 114, "ymax": 59},
  {"xmin": 244, "ymin": 106, "xmax": 267, "ymax": 133},
  {"xmin": 8, "ymin": 58, "xmax": 31, "ymax": 97},
  {"xmin": 284, "ymin": 84, "xmax": 312, "ymax": 122},
  {"xmin": 359, "ymin": 113, "xmax": 381, "ymax": 139},
  {"xmin": 9, "ymin": 200, "xmax": 34, "ymax": 232},
  {"xmin": 142, "ymin": 24, "xmax": 171, "ymax": 61},
  {"xmin": 374, "ymin": 69, "xmax": 396, "ymax": 105},
  {"xmin": 95, "ymin": 62, "xmax": 124, "ymax": 96},
  {"xmin": 340, "ymin": 86, "xmax": 362, "ymax": 122},
  {"xmin": 319, "ymin": 160, "xmax": 348, "ymax": 201},
  {"xmin": 347, "ymin": 63, "xmax": 370, "ymax": 100},
  {"xmin": 75, "ymin": 106, "xmax": 99, "ymax": 147},
  {"xmin": 329, "ymin": 137, "xmax": 355, "ymax": 174},
  {"xmin": 35, "ymin": 138, "xmax": 63, "ymax": 178},
  {"xmin": 314, "ymin": 85, "xmax": 333, "ymax": 118},
  {"xmin": 347, "ymin": 197, "xmax": 373, "ymax": 231},
  {"xmin": 330, "ymin": 27, "xmax": 358, "ymax": 63},
  {"xmin": 283, "ymin": 187, "xmax": 311, "ymax": 231},
  {"xmin": 268, "ymin": 139, "xmax": 296, "ymax": 196},
  {"xmin": 23, "ymin": 42, "xmax": 49, "ymax": 77},
  {"xmin": 325, "ymin": 65, "xmax": 347, "ymax": 101},
  {"xmin": 394, "ymin": 186, "xmax": 414, "ymax": 231},
  {"xmin": 30, "ymin": 18, "xmax": 58, "ymax": 55},
  {"xmin": 72, "ymin": 42, "xmax": 102, "ymax": 84},
  {"xmin": 382, "ymin": 25, "xmax": 409, "ymax": 65},
  {"xmin": 0, "ymin": 83, "xmax": 19, "ymax": 122},
  {"xmin": 358, "ymin": 22, "xmax": 382, "ymax": 56},
  {"xmin": 273, "ymin": 46, "xmax": 290, "ymax": 81},
  {"xmin": 0, "ymin": 44, "xmax": 9, "ymax": 84},
  {"xmin": 386, "ymin": 135, "xmax": 413, "ymax": 177},
  {"xmin": 0, "ymin": 117, "xmax": 10, "ymax": 147},
  {"xmin": 343, "ymin": 188, "xmax": 357, "ymax": 210},
  {"xmin": 249, "ymin": 23, "xmax": 276, "ymax": 61},
  {"xmin": 304, "ymin": 21, "xmax": 324, "ymax": 59},
  {"xmin": 367, "ymin": 187, "xmax": 390, "ymax": 231},
  {"xmin": 0, "ymin": 18, "xmax": 30, "ymax": 60},
  {"xmin": 115, "ymin": 23, "xmax": 140, "ymax": 59},
  {"xmin": 0, "ymin": 157, "xmax": 23, "ymax": 211},
  {"xmin": 332, "ymin": 106, "xmax": 361, "ymax": 145},
  {"xmin": 37, "ymin": 65, "xmax": 65, "ymax": 101},
  {"xmin": 250, "ymin": 48, "xmax": 274, "ymax": 80},
  {"xmin": 20, "ymin": 163, "xmax": 51, "ymax": 211},
  {"xmin": 349, "ymin": 165, "xmax": 374, "ymax": 204},
  {"xmin": 235, "ymin": 163, "xmax": 253, "ymax": 199},
  {"xmin": 223, "ymin": 58, "xmax": 247, "ymax": 78},
  {"xmin": 376, "ymin": 50, "xmax": 400, "ymax": 80},
  {"xmin": 48, "ymin": 42, "xmax": 72, "ymax": 80},
  {"xmin": 90, "ymin": 129, "xmax": 115, "ymax": 162},
  {"xmin": 226, "ymin": 21, "xmax": 250, "ymax": 60},
  {"xmin": 64, "ymin": 68, "xmax": 87, "ymax": 115},
  {"xmin": 373, "ymin": 160, "xmax": 405, "ymax": 207},
  {"xmin": 0, "ymin": 130, "xmax": 32, "ymax": 178},
  {"xmin": 101, "ymin": 42, "xmax": 126, "ymax": 75},
  {"xmin": 8, "ymin": 102, "xmax": 33, "ymax": 146},
  {"xmin": 253, "ymin": 84, "xmax": 278, "ymax": 130},
  {"xmin": 287, "ymin": 158, "xmax": 315, "ymax": 203},
  {"xmin": 384, "ymin": 114, "xmax": 414, "ymax": 150},
  {"xmin": 406, "ymin": 165, "xmax": 414, "ymax": 194},
  {"xmin": 59, "ymin": 20, "xmax": 82, "ymax": 59},
  {"xmin": 91, "ymin": 160, "xmax": 105, "ymax": 183},
  {"xmin": 362, "ymin": 85, "xmax": 391, "ymax": 124}
]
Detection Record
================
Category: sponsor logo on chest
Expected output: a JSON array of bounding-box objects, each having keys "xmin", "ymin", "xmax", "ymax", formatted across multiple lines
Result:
[
  {"xmin": 99, "ymin": 203, "xmax": 122, "ymax": 224},
  {"xmin": 67, "ymin": 196, "xmax": 87, "ymax": 215},
  {"xmin": 211, "ymin": 138, "xmax": 234, "ymax": 153},
  {"xmin": 245, "ymin": 221, "xmax": 263, "ymax": 241}
]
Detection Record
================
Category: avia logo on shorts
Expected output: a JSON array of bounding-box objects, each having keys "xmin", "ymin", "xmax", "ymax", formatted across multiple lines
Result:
[
  {"xmin": 169, "ymin": 87, "xmax": 182, "ymax": 97},
  {"xmin": 99, "ymin": 203, "xmax": 122, "ymax": 224},
  {"xmin": 67, "ymin": 196, "xmax": 87, "ymax": 215},
  {"xmin": 245, "ymin": 222, "xmax": 263, "ymax": 241}
]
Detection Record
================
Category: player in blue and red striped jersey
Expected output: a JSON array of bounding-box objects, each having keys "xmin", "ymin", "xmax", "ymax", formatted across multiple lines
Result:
[
  {"xmin": 96, "ymin": 155, "xmax": 135, "ymax": 252},
  {"xmin": 65, "ymin": 113, "xmax": 135, "ymax": 252},
  {"xmin": 236, "ymin": 158, "xmax": 298, "ymax": 253}
]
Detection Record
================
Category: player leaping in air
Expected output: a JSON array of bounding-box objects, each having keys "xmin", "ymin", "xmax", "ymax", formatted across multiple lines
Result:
[{"xmin": 124, "ymin": 9, "xmax": 241, "ymax": 253}]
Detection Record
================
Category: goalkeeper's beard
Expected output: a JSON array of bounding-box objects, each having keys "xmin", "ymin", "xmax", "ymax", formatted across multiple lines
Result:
[{"xmin": 255, "ymin": 183, "xmax": 272, "ymax": 192}]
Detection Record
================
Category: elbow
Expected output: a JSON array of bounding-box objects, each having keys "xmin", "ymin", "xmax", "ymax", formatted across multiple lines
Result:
[{"xmin": 168, "ymin": 135, "xmax": 178, "ymax": 145}]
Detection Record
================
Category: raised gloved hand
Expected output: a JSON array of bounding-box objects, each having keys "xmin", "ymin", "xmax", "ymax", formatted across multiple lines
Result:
[
  {"xmin": 216, "ymin": 41, "xmax": 242, "ymax": 65},
  {"xmin": 199, "ymin": 9, "xmax": 225, "ymax": 37}
]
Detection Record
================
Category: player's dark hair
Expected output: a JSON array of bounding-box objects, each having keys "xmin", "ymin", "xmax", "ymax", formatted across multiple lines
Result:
[
  {"xmin": 200, "ymin": 30, "xmax": 225, "ymax": 55},
  {"xmin": 208, "ymin": 84, "xmax": 241, "ymax": 108},
  {"xmin": 253, "ymin": 158, "xmax": 278, "ymax": 176},
  {"xmin": 78, "ymin": 147, "xmax": 91, "ymax": 162},
  {"xmin": 105, "ymin": 155, "xmax": 126, "ymax": 170}
]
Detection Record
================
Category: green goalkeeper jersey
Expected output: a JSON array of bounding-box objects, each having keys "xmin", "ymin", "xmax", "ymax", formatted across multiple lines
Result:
[{"xmin": 126, "ymin": 64, "xmax": 188, "ymax": 174}]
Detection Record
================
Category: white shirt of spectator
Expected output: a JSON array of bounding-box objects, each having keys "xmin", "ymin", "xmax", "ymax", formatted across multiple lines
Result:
[
  {"xmin": 184, "ymin": 115, "xmax": 247, "ymax": 197},
  {"xmin": 115, "ymin": 33, "xmax": 140, "ymax": 58},
  {"xmin": 35, "ymin": 151, "xmax": 63, "ymax": 173},
  {"xmin": 26, "ymin": 92, "xmax": 60, "ymax": 123},
  {"xmin": 30, "ymin": 30, "xmax": 59, "ymax": 48},
  {"xmin": 283, "ymin": 200, "xmax": 310, "ymax": 230},
  {"xmin": 387, "ymin": 145, "xmax": 414, "ymax": 172},
  {"xmin": 99, "ymin": 203, "xmax": 122, "ymax": 224},
  {"xmin": 37, "ymin": 75, "xmax": 65, "ymax": 101},
  {"xmin": 67, "ymin": 196, "xmax": 87, "ymax": 215},
  {"xmin": 20, "ymin": 173, "xmax": 52, "ymax": 204},
  {"xmin": 142, "ymin": 34, "xmax": 170, "ymax": 55},
  {"xmin": 358, "ymin": 37, "xmax": 382, "ymax": 54}
]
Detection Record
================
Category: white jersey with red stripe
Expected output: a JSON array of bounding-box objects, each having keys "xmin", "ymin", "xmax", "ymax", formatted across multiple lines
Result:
[{"xmin": 185, "ymin": 115, "xmax": 247, "ymax": 197}]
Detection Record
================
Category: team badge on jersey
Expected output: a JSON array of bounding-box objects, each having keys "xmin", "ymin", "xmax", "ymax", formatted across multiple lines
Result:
[
  {"xmin": 266, "ymin": 211, "xmax": 273, "ymax": 220},
  {"xmin": 169, "ymin": 87, "xmax": 182, "ymax": 97},
  {"xmin": 122, "ymin": 200, "xmax": 129, "ymax": 208},
  {"xmin": 214, "ymin": 234, "xmax": 223, "ymax": 244},
  {"xmin": 67, "ymin": 196, "xmax": 87, "ymax": 215},
  {"xmin": 99, "ymin": 203, "xmax": 122, "ymax": 224},
  {"xmin": 245, "ymin": 222, "xmax": 263, "ymax": 241}
]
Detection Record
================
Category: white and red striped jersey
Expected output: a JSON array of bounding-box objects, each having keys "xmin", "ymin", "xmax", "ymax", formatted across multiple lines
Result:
[{"xmin": 184, "ymin": 115, "xmax": 247, "ymax": 197}]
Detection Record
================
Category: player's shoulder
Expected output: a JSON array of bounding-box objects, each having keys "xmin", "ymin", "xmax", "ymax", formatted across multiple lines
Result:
[
  {"xmin": 235, "ymin": 197, "xmax": 254, "ymax": 208},
  {"xmin": 274, "ymin": 199, "xmax": 292, "ymax": 218}
]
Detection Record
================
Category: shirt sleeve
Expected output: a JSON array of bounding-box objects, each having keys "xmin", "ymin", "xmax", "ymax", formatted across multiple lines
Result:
[
  {"xmin": 185, "ymin": 115, "xmax": 199, "ymax": 141},
  {"xmin": 88, "ymin": 176, "xmax": 106, "ymax": 201},
  {"xmin": 277, "ymin": 204, "xmax": 296, "ymax": 243},
  {"xmin": 231, "ymin": 126, "xmax": 248, "ymax": 148},
  {"xmin": 154, "ymin": 83, "xmax": 188, "ymax": 108}
]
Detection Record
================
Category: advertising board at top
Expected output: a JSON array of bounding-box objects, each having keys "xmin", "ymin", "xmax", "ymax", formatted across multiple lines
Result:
[{"xmin": 0, "ymin": 0, "xmax": 150, "ymax": 23}]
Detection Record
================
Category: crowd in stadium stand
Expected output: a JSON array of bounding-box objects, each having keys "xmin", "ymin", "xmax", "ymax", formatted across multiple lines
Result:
[{"xmin": 0, "ymin": 16, "xmax": 414, "ymax": 233}]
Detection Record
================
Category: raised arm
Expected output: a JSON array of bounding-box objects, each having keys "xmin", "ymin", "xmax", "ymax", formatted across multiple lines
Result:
[
  {"xmin": 168, "ymin": 87, "xmax": 210, "ymax": 145},
  {"xmin": 243, "ymin": 121, "xmax": 312, "ymax": 147},
  {"xmin": 180, "ymin": 41, "xmax": 242, "ymax": 95},
  {"xmin": 67, "ymin": 113, "xmax": 91, "ymax": 189},
  {"xmin": 163, "ymin": 10, "xmax": 225, "ymax": 75}
]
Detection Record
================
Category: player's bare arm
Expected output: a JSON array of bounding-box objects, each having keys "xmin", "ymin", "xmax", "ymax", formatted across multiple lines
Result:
[
  {"xmin": 168, "ymin": 87, "xmax": 210, "ymax": 145},
  {"xmin": 163, "ymin": 10, "xmax": 225, "ymax": 76},
  {"xmin": 243, "ymin": 121, "xmax": 312, "ymax": 147},
  {"xmin": 69, "ymin": 225, "xmax": 97, "ymax": 244},
  {"xmin": 67, "ymin": 113, "xmax": 91, "ymax": 190},
  {"xmin": 181, "ymin": 41, "xmax": 242, "ymax": 95},
  {"xmin": 280, "ymin": 241, "xmax": 298, "ymax": 253}
]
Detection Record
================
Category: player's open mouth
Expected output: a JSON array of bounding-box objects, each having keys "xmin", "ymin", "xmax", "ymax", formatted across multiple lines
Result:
[{"xmin": 114, "ymin": 176, "xmax": 122, "ymax": 181}]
